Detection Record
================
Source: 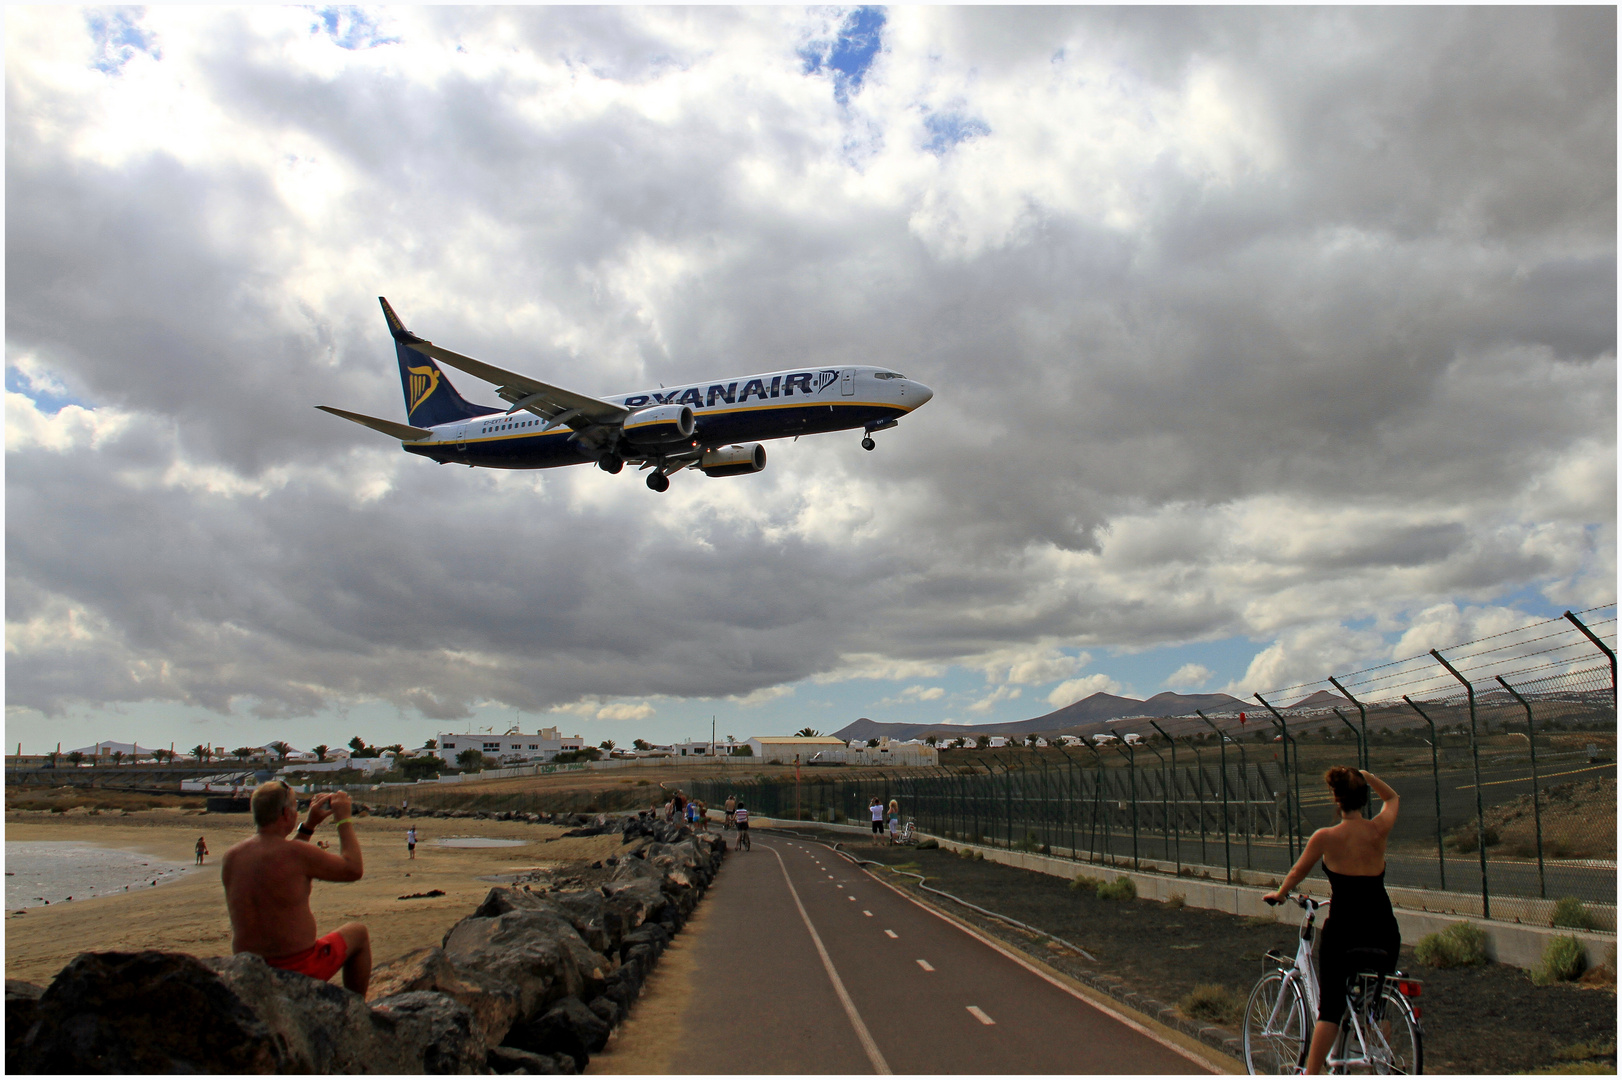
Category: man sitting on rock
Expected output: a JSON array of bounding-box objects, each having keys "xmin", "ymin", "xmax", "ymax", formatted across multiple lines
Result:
[{"xmin": 222, "ymin": 783, "xmax": 371, "ymax": 994}]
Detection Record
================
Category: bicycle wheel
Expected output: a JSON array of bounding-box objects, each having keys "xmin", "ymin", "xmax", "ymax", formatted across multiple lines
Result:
[
  {"xmin": 1244, "ymin": 970, "xmax": 1309, "ymax": 1074},
  {"xmin": 1366, "ymin": 985, "xmax": 1421, "ymax": 1075}
]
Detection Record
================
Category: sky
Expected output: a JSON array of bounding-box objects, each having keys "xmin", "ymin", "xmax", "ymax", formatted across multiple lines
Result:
[{"xmin": 5, "ymin": 7, "xmax": 1615, "ymax": 755}]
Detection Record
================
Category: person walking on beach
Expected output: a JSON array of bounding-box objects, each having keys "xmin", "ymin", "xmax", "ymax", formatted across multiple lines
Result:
[
  {"xmin": 222, "ymin": 782, "xmax": 371, "ymax": 994},
  {"xmin": 195, "ymin": 836, "xmax": 208, "ymax": 865},
  {"xmin": 406, "ymin": 825, "xmax": 417, "ymax": 860}
]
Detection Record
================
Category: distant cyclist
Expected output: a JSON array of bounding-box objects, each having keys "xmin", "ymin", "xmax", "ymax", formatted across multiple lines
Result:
[
  {"xmin": 724, "ymin": 794, "xmax": 737, "ymax": 831},
  {"xmin": 1264, "ymin": 767, "xmax": 1401, "ymax": 1075},
  {"xmin": 734, "ymin": 803, "xmax": 750, "ymax": 851}
]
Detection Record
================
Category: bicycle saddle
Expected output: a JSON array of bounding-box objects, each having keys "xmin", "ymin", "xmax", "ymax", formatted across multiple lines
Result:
[{"xmin": 1343, "ymin": 947, "xmax": 1394, "ymax": 971}]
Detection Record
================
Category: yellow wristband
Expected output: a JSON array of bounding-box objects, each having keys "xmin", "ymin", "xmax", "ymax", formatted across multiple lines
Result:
[{"xmin": 331, "ymin": 817, "xmax": 353, "ymax": 827}]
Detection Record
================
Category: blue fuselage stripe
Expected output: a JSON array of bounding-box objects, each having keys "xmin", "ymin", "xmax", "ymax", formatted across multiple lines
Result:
[{"xmin": 404, "ymin": 402, "xmax": 907, "ymax": 468}]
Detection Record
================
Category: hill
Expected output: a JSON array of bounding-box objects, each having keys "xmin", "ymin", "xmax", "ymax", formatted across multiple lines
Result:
[{"xmin": 829, "ymin": 690, "xmax": 1250, "ymax": 743}]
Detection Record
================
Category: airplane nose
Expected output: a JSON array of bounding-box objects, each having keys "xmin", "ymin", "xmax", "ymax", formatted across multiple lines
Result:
[{"xmin": 911, "ymin": 381, "xmax": 934, "ymax": 407}]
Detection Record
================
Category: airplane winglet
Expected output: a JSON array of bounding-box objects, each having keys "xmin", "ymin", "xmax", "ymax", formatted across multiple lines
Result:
[
  {"xmin": 317, "ymin": 405, "xmax": 434, "ymax": 442},
  {"xmin": 378, "ymin": 297, "xmax": 427, "ymax": 344}
]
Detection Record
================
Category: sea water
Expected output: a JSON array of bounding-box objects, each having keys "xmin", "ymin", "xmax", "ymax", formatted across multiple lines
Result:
[
  {"xmin": 5, "ymin": 841, "xmax": 195, "ymax": 909},
  {"xmin": 432, "ymin": 837, "xmax": 527, "ymax": 848}
]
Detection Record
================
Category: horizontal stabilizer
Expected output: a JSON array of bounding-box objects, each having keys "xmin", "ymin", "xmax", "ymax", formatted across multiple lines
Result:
[{"xmin": 317, "ymin": 405, "xmax": 434, "ymax": 442}]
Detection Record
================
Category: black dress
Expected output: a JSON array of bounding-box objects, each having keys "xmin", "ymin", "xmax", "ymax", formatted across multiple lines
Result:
[{"xmin": 1315, "ymin": 865, "xmax": 1401, "ymax": 1024}]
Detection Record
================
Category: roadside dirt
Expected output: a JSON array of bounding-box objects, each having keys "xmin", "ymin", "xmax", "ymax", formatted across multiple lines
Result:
[{"xmin": 789, "ymin": 829, "xmax": 1616, "ymax": 1075}]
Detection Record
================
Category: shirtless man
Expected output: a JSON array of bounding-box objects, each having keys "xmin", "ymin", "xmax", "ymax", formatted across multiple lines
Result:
[{"xmin": 221, "ymin": 783, "xmax": 371, "ymax": 993}]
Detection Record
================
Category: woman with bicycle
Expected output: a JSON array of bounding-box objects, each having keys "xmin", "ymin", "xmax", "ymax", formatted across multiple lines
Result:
[{"xmin": 1262, "ymin": 767, "xmax": 1401, "ymax": 1075}]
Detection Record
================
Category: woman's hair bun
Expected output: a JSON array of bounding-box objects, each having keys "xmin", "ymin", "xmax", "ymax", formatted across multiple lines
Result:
[{"xmin": 1325, "ymin": 765, "xmax": 1369, "ymax": 812}]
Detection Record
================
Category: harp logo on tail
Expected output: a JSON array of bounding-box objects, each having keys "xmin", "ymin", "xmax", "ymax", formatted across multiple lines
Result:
[{"xmin": 407, "ymin": 365, "xmax": 441, "ymax": 414}]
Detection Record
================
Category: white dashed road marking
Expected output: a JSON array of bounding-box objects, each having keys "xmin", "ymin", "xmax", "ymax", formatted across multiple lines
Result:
[
  {"xmin": 916, "ymin": 959, "xmax": 935, "ymax": 972},
  {"xmin": 863, "ymin": 910, "xmax": 873, "ymax": 916},
  {"xmin": 883, "ymin": 929, "xmax": 898, "ymax": 938},
  {"xmin": 966, "ymin": 1006, "xmax": 995, "ymax": 1025}
]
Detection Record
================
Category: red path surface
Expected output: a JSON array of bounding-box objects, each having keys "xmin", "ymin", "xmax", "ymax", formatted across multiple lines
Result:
[{"xmin": 645, "ymin": 830, "xmax": 1215, "ymax": 1074}]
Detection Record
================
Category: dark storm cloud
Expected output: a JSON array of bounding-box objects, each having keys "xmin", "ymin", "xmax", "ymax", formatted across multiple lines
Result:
[{"xmin": 5, "ymin": 7, "xmax": 1613, "ymax": 723}]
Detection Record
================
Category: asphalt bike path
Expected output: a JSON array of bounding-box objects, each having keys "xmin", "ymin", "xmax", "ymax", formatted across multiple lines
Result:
[{"xmin": 648, "ymin": 829, "xmax": 1212, "ymax": 1074}]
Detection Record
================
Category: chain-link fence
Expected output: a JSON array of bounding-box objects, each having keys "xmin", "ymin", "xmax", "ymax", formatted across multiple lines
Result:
[{"xmin": 690, "ymin": 607, "xmax": 1616, "ymax": 930}]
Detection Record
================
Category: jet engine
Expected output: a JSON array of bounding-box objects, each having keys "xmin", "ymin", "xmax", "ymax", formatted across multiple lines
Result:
[
  {"xmin": 700, "ymin": 443, "xmax": 767, "ymax": 477},
  {"xmin": 622, "ymin": 404, "xmax": 695, "ymax": 445}
]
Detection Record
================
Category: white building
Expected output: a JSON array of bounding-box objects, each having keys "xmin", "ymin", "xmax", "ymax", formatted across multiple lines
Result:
[
  {"xmin": 1058, "ymin": 735, "xmax": 1085, "ymax": 747},
  {"xmin": 279, "ymin": 756, "xmax": 394, "ymax": 776},
  {"xmin": 436, "ymin": 727, "xmax": 585, "ymax": 764},
  {"xmin": 746, "ymin": 736, "xmax": 850, "ymax": 764},
  {"xmin": 752, "ymin": 732, "xmax": 947, "ymax": 765},
  {"xmin": 986, "ymin": 736, "xmax": 1011, "ymax": 748}
]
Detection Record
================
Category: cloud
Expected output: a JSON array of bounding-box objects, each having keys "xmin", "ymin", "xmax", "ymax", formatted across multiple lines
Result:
[
  {"xmin": 595, "ymin": 702, "xmax": 655, "ymax": 722},
  {"xmin": 900, "ymin": 685, "xmax": 946, "ymax": 702},
  {"xmin": 3, "ymin": 7, "xmax": 1612, "ymax": 749},
  {"xmin": 1046, "ymin": 674, "xmax": 1123, "ymax": 708},
  {"xmin": 1165, "ymin": 663, "xmax": 1214, "ymax": 690}
]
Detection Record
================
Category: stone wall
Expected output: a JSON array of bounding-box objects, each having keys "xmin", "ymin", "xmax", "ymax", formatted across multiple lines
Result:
[{"xmin": 7, "ymin": 810, "xmax": 725, "ymax": 1074}]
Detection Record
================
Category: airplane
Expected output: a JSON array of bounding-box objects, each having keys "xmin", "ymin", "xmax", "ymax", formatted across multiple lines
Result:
[{"xmin": 318, "ymin": 298, "xmax": 934, "ymax": 491}]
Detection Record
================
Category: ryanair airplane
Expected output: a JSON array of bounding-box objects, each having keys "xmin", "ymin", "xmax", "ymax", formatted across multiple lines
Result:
[{"xmin": 319, "ymin": 299, "xmax": 934, "ymax": 491}]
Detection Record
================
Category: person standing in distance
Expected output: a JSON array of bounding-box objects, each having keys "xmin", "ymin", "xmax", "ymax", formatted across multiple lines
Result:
[
  {"xmin": 406, "ymin": 824, "xmax": 417, "ymax": 860},
  {"xmin": 222, "ymin": 783, "xmax": 371, "ymax": 994}
]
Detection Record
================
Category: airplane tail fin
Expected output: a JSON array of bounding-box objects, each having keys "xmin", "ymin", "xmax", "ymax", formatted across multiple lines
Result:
[{"xmin": 381, "ymin": 297, "xmax": 497, "ymax": 427}]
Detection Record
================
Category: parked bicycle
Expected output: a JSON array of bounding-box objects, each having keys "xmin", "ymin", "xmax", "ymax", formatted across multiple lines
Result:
[{"xmin": 1243, "ymin": 894, "xmax": 1423, "ymax": 1074}]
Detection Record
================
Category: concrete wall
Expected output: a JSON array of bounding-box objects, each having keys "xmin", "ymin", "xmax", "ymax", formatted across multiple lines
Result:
[{"xmin": 764, "ymin": 817, "xmax": 1616, "ymax": 974}]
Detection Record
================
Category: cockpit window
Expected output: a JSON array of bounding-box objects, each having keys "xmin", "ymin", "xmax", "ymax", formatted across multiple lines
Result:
[{"xmin": 873, "ymin": 372, "xmax": 907, "ymax": 380}]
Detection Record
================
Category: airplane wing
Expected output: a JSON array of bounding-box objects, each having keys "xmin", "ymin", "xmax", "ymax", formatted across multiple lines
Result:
[
  {"xmin": 378, "ymin": 300, "xmax": 628, "ymax": 430},
  {"xmin": 316, "ymin": 405, "xmax": 434, "ymax": 441}
]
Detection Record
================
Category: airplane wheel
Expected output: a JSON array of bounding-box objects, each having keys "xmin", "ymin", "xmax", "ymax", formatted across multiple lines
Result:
[
  {"xmin": 646, "ymin": 472, "xmax": 670, "ymax": 492},
  {"xmin": 861, "ymin": 437, "xmax": 876, "ymax": 451},
  {"xmin": 598, "ymin": 456, "xmax": 624, "ymax": 474}
]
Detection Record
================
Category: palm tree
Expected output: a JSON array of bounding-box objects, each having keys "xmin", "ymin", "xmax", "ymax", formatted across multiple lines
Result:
[
  {"xmin": 265, "ymin": 741, "xmax": 292, "ymax": 762},
  {"xmin": 866, "ymin": 738, "xmax": 880, "ymax": 748},
  {"xmin": 924, "ymin": 735, "xmax": 938, "ymax": 747},
  {"xmin": 422, "ymin": 738, "xmax": 438, "ymax": 751},
  {"xmin": 633, "ymin": 738, "xmax": 651, "ymax": 751},
  {"xmin": 111, "ymin": 750, "xmax": 125, "ymax": 767},
  {"xmin": 66, "ymin": 751, "xmax": 85, "ymax": 767},
  {"xmin": 190, "ymin": 744, "xmax": 209, "ymax": 764},
  {"xmin": 600, "ymin": 739, "xmax": 616, "ymax": 752},
  {"xmin": 312, "ymin": 744, "xmax": 329, "ymax": 763},
  {"xmin": 794, "ymin": 727, "xmax": 823, "ymax": 738}
]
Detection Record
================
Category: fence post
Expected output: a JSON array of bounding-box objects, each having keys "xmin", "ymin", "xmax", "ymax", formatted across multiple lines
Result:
[
  {"xmin": 1253, "ymin": 694, "xmax": 1299, "ymax": 862},
  {"xmin": 1148, "ymin": 721, "xmax": 1180, "ymax": 874},
  {"xmin": 1401, "ymin": 695, "xmax": 1448, "ymax": 892},
  {"xmin": 1565, "ymin": 610, "xmax": 1617, "ymax": 702},
  {"xmin": 1235, "ymin": 739, "xmax": 1254, "ymax": 872},
  {"xmin": 1081, "ymin": 742, "xmax": 1105, "ymax": 864},
  {"xmin": 1331, "ymin": 708, "xmax": 1366, "ymax": 780},
  {"xmin": 1141, "ymin": 734, "xmax": 1171, "ymax": 871},
  {"xmin": 1433, "ymin": 648, "xmax": 1491, "ymax": 921},
  {"xmin": 1055, "ymin": 746, "xmax": 1081, "ymax": 860},
  {"xmin": 1327, "ymin": 676, "xmax": 1370, "ymax": 772},
  {"xmin": 1196, "ymin": 711, "xmax": 1233, "ymax": 883},
  {"xmin": 1495, "ymin": 675, "xmax": 1546, "ymax": 899},
  {"xmin": 1110, "ymin": 743, "xmax": 1139, "ymax": 870},
  {"xmin": 1189, "ymin": 742, "xmax": 1209, "ymax": 866}
]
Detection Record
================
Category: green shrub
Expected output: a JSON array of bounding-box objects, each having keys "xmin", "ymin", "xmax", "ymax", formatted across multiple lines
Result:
[
  {"xmin": 1166, "ymin": 892, "xmax": 1186, "ymax": 910},
  {"xmin": 1532, "ymin": 935, "xmax": 1587, "ymax": 986},
  {"xmin": 1070, "ymin": 875, "xmax": 1099, "ymax": 894},
  {"xmin": 1179, "ymin": 983, "xmax": 1244, "ymax": 1027},
  {"xmin": 1098, "ymin": 875, "xmax": 1138, "ymax": 901},
  {"xmin": 1445, "ymin": 821, "xmax": 1500, "ymax": 852},
  {"xmin": 1414, "ymin": 921, "xmax": 1488, "ymax": 968},
  {"xmin": 1551, "ymin": 897, "xmax": 1599, "ymax": 931},
  {"xmin": 916, "ymin": 838, "xmax": 939, "ymax": 850}
]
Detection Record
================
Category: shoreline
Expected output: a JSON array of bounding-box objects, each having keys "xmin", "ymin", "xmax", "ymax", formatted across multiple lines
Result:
[
  {"xmin": 6, "ymin": 838, "xmax": 198, "ymax": 909},
  {"xmin": 4, "ymin": 809, "xmax": 626, "ymax": 986}
]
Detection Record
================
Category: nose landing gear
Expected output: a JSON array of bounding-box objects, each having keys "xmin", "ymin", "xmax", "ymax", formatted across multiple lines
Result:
[{"xmin": 861, "ymin": 436, "xmax": 876, "ymax": 451}]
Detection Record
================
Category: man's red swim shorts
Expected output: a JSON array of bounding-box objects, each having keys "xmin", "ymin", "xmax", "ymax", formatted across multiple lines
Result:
[{"xmin": 265, "ymin": 930, "xmax": 348, "ymax": 982}]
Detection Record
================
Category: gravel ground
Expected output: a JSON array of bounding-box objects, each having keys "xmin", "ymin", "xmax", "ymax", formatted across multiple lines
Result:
[{"xmin": 786, "ymin": 828, "xmax": 1616, "ymax": 1075}]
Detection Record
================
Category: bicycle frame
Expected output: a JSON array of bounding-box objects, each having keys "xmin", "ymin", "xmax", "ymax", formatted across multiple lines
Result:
[{"xmin": 1260, "ymin": 895, "xmax": 1325, "ymax": 1036}]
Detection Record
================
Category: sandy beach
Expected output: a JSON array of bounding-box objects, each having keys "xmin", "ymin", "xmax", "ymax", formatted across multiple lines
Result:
[{"xmin": 4, "ymin": 808, "xmax": 625, "ymax": 987}]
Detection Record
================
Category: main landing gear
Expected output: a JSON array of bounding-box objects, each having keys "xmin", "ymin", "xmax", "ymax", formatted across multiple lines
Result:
[
  {"xmin": 646, "ymin": 472, "xmax": 670, "ymax": 492},
  {"xmin": 598, "ymin": 455, "xmax": 624, "ymax": 474}
]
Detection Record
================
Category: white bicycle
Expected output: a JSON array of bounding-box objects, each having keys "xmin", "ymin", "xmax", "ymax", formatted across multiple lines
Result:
[{"xmin": 1243, "ymin": 894, "xmax": 1423, "ymax": 1075}]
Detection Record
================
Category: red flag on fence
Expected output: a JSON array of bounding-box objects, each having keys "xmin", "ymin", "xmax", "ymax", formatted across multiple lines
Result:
[{"xmin": 1239, "ymin": 712, "xmax": 1247, "ymax": 725}]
